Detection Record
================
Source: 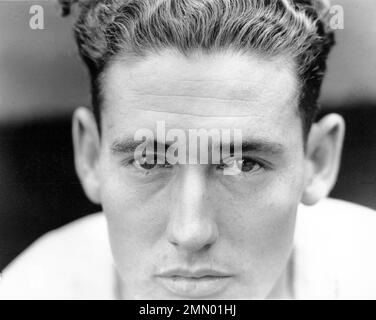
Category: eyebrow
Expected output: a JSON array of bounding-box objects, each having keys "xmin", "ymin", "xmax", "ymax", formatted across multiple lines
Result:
[
  {"xmin": 111, "ymin": 138, "xmax": 170, "ymax": 154},
  {"xmin": 111, "ymin": 137, "xmax": 285, "ymax": 156},
  {"xmin": 232, "ymin": 140, "xmax": 285, "ymax": 155}
]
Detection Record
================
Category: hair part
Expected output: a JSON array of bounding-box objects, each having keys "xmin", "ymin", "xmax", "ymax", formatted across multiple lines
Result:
[{"xmin": 60, "ymin": 0, "xmax": 335, "ymax": 139}]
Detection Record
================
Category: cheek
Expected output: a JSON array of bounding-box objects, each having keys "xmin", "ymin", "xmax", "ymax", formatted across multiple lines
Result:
[
  {"xmin": 98, "ymin": 158, "xmax": 171, "ymax": 257},
  {"xmin": 218, "ymin": 184, "xmax": 298, "ymax": 256},
  {"xmin": 217, "ymin": 165, "xmax": 304, "ymax": 271},
  {"xmin": 102, "ymin": 178, "xmax": 168, "ymax": 240},
  {"xmin": 99, "ymin": 172, "xmax": 172, "ymax": 288}
]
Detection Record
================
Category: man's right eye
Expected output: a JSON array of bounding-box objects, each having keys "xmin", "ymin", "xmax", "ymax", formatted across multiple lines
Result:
[
  {"xmin": 134, "ymin": 158, "xmax": 157, "ymax": 171},
  {"xmin": 123, "ymin": 154, "xmax": 174, "ymax": 175}
]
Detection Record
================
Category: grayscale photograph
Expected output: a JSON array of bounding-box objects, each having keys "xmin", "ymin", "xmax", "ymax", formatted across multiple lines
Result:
[{"xmin": 0, "ymin": 0, "xmax": 375, "ymax": 301}]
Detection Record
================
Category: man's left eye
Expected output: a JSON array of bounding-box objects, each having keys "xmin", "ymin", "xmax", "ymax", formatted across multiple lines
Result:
[
  {"xmin": 238, "ymin": 158, "xmax": 262, "ymax": 172},
  {"xmin": 219, "ymin": 157, "xmax": 263, "ymax": 175}
]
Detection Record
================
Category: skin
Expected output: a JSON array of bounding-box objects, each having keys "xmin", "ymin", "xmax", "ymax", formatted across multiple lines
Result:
[{"xmin": 73, "ymin": 49, "xmax": 345, "ymax": 299}]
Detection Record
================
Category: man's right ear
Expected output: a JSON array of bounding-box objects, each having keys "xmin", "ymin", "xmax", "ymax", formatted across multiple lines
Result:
[{"xmin": 72, "ymin": 107, "xmax": 102, "ymax": 205}]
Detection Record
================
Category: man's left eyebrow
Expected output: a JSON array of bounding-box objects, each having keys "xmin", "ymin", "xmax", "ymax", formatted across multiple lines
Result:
[{"xmin": 229, "ymin": 139, "xmax": 286, "ymax": 155}]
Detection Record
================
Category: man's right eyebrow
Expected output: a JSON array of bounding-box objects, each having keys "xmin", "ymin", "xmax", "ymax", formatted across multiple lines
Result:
[
  {"xmin": 111, "ymin": 138, "xmax": 145, "ymax": 154},
  {"xmin": 111, "ymin": 138, "xmax": 170, "ymax": 154}
]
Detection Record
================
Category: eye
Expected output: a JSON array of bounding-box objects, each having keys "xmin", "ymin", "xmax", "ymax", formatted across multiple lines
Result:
[
  {"xmin": 218, "ymin": 157, "xmax": 263, "ymax": 175},
  {"xmin": 125, "ymin": 154, "xmax": 174, "ymax": 175},
  {"xmin": 133, "ymin": 158, "xmax": 157, "ymax": 171},
  {"xmin": 238, "ymin": 158, "xmax": 262, "ymax": 173}
]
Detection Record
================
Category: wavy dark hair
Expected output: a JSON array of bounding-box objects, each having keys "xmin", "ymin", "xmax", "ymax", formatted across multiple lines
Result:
[{"xmin": 60, "ymin": 0, "xmax": 335, "ymax": 139}]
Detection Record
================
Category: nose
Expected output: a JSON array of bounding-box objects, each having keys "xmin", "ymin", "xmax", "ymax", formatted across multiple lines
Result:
[{"xmin": 167, "ymin": 166, "xmax": 218, "ymax": 252}]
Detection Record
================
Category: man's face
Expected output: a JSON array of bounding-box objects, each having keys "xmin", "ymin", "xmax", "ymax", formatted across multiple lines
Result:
[{"xmin": 97, "ymin": 50, "xmax": 306, "ymax": 299}]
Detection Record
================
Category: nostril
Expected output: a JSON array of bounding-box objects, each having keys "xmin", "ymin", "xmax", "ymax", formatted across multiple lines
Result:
[
  {"xmin": 201, "ymin": 243, "xmax": 213, "ymax": 251},
  {"xmin": 167, "ymin": 217, "xmax": 219, "ymax": 252}
]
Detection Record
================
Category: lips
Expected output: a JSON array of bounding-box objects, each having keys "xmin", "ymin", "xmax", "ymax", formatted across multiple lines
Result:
[{"xmin": 156, "ymin": 268, "xmax": 233, "ymax": 298}]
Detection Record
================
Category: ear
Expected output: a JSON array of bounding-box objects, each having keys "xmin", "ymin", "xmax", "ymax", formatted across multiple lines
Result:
[
  {"xmin": 72, "ymin": 107, "xmax": 102, "ymax": 205},
  {"xmin": 302, "ymin": 113, "xmax": 345, "ymax": 206}
]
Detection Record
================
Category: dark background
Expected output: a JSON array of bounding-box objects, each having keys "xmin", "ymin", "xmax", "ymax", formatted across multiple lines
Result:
[{"xmin": 0, "ymin": 1, "xmax": 375, "ymax": 271}]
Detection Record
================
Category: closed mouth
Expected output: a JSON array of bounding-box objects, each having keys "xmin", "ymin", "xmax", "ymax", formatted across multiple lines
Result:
[
  {"xmin": 156, "ymin": 268, "xmax": 233, "ymax": 298},
  {"xmin": 158, "ymin": 268, "xmax": 231, "ymax": 278}
]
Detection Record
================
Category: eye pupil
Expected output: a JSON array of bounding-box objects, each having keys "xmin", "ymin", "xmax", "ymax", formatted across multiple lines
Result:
[
  {"xmin": 240, "ymin": 159, "xmax": 257, "ymax": 172},
  {"xmin": 137, "ymin": 154, "xmax": 173, "ymax": 171},
  {"xmin": 219, "ymin": 158, "xmax": 260, "ymax": 174},
  {"xmin": 138, "ymin": 155, "xmax": 156, "ymax": 170},
  {"xmin": 140, "ymin": 161, "xmax": 157, "ymax": 170}
]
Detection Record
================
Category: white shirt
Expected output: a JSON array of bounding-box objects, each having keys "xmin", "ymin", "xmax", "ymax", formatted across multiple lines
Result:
[{"xmin": 1, "ymin": 198, "xmax": 376, "ymax": 299}]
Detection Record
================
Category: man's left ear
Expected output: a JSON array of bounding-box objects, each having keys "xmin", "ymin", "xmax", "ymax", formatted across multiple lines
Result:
[{"xmin": 302, "ymin": 113, "xmax": 345, "ymax": 206}]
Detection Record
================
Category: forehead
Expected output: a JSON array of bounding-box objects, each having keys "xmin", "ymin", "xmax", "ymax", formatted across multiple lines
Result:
[{"xmin": 101, "ymin": 50, "xmax": 301, "ymax": 145}]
